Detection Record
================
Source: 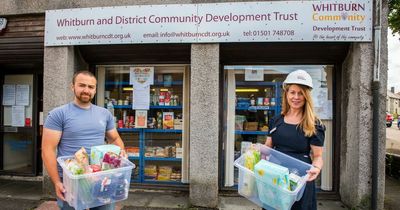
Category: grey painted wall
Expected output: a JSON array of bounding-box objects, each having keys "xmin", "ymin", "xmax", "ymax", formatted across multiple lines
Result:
[{"xmin": 189, "ymin": 44, "xmax": 219, "ymax": 207}]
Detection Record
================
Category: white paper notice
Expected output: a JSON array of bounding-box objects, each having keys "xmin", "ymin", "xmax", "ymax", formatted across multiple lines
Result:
[
  {"xmin": 133, "ymin": 85, "xmax": 150, "ymax": 110},
  {"xmin": 12, "ymin": 106, "xmax": 25, "ymax": 127},
  {"xmin": 16, "ymin": 85, "xmax": 30, "ymax": 106},
  {"xmin": 129, "ymin": 67, "xmax": 154, "ymax": 88},
  {"xmin": 2, "ymin": 84, "xmax": 15, "ymax": 106},
  {"xmin": 245, "ymin": 68, "xmax": 264, "ymax": 81}
]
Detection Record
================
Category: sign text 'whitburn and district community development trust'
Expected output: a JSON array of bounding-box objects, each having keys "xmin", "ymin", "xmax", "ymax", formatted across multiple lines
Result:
[{"xmin": 45, "ymin": 0, "xmax": 372, "ymax": 46}]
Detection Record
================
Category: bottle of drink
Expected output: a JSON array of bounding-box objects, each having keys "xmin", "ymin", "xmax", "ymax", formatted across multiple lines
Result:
[
  {"xmin": 107, "ymin": 101, "xmax": 115, "ymax": 116},
  {"xmin": 250, "ymin": 94, "xmax": 256, "ymax": 106}
]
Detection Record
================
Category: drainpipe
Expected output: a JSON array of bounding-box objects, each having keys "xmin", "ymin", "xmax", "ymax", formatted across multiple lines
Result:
[{"xmin": 372, "ymin": 0, "xmax": 382, "ymax": 209}]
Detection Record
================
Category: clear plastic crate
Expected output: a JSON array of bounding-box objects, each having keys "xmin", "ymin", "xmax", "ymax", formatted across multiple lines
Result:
[
  {"xmin": 234, "ymin": 146, "xmax": 312, "ymax": 210},
  {"xmin": 57, "ymin": 156, "xmax": 135, "ymax": 210}
]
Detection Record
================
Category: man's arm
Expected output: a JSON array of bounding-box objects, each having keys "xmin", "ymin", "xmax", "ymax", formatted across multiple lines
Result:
[
  {"xmin": 41, "ymin": 128, "xmax": 65, "ymax": 200},
  {"xmin": 106, "ymin": 128, "xmax": 127, "ymax": 157}
]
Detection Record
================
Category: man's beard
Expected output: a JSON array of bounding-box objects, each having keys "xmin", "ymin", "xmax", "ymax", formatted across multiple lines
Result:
[{"xmin": 75, "ymin": 91, "xmax": 93, "ymax": 103}]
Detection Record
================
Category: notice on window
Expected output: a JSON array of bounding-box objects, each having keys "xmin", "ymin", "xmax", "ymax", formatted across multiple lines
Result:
[
  {"xmin": 129, "ymin": 67, "xmax": 154, "ymax": 88},
  {"xmin": 135, "ymin": 110, "xmax": 148, "ymax": 128},
  {"xmin": 245, "ymin": 68, "xmax": 264, "ymax": 81},
  {"xmin": 132, "ymin": 85, "xmax": 150, "ymax": 110},
  {"xmin": 16, "ymin": 85, "xmax": 30, "ymax": 106},
  {"xmin": 2, "ymin": 84, "xmax": 15, "ymax": 106},
  {"xmin": 11, "ymin": 106, "xmax": 25, "ymax": 127},
  {"xmin": 313, "ymin": 87, "xmax": 332, "ymax": 120}
]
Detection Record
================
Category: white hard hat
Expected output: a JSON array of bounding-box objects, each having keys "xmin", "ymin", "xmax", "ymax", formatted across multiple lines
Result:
[{"xmin": 283, "ymin": 69, "xmax": 313, "ymax": 89}]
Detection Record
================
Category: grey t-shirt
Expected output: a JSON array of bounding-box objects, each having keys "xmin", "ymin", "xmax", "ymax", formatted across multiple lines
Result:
[{"xmin": 44, "ymin": 102, "xmax": 114, "ymax": 175}]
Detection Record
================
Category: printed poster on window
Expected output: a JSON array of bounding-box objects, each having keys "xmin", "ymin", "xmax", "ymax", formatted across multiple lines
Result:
[
  {"xmin": 135, "ymin": 110, "xmax": 148, "ymax": 128},
  {"xmin": 11, "ymin": 106, "xmax": 25, "ymax": 127},
  {"xmin": 132, "ymin": 85, "xmax": 150, "ymax": 110},
  {"xmin": 2, "ymin": 84, "xmax": 15, "ymax": 106},
  {"xmin": 245, "ymin": 68, "xmax": 264, "ymax": 81},
  {"xmin": 129, "ymin": 67, "xmax": 154, "ymax": 88},
  {"xmin": 16, "ymin": 84, "xmax": 30, "ymax": 106}
]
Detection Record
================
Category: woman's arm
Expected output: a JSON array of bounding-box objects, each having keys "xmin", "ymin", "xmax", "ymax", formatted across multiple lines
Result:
[{"xmin": 308, "ymin": 145, "xmax": 323, "ymax": 181}]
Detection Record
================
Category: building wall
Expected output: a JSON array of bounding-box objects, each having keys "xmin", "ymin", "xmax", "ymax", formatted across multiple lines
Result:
[
  {"xmin": 1, "ymin": 0, "xmax": 389, "ymax": 209},
  {"xmin": 340, "ymin": 1, "xmax": 388, "ymax": 209}
]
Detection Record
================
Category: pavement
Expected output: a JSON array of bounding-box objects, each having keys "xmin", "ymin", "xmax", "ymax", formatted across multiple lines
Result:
[
  {"xmin": 0, "ymin": 178, "xmax": 345, "ymax": 210},
  {"xmin": 0, "ymin": 176, "xmax": 397, "ymax": 210}
]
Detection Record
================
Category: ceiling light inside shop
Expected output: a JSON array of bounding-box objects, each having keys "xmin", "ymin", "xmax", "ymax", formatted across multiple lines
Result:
[
  {"xmin": 122, "ymin": 87, "xmax": 133, "ymax": 91},
  {"xmin": 235, "ymin": 89, "xmax": 259, "ymax": 92}
]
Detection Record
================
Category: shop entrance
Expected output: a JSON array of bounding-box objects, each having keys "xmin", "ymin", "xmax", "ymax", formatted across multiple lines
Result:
[
  {"xmin": 222, "ymin": 65, "xmax": 334, "ymax": 191},
  {"xmin": 0, "ymin": 72, "xmax": 42, "ymax": 175}
]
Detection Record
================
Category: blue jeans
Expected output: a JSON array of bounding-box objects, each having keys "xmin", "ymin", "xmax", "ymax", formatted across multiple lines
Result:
[{"xmin": 57, "ymin": 199, "xmax": 115, "ymax": 210}]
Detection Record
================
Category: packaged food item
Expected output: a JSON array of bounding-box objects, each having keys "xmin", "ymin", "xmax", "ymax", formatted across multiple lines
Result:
[
  {"xmin": 90, "ymin": 145, "xmax": 121, "ymax": 165},
  {"xmin": 157, "ymin": 166, "xmax": 172, "ymax": 181},
  {"xmin": 289, "ymin": 172, "xmax": 301, "ymax": 191},
  {"xmin": 235, "ymin": 115, "xmax": 246, "ymax": 131},
  {"xmin": 135, "ymin": 110, "xmax": 147, "ymax": 128},
  {"xmin": 145, "ymin": 147, "xmax": 155, "ymax": 157},
  {"xmin": 101, "ymin": 152, "xmax": 122, "ymax": 170},
  {"xmin": 155, "ymin": 147, "xmax": 166, "ymax": 157},
  {"xmin": 159, "ymin": 92, "xmax": 165, "ymax": 106},
  {"xmin": 250, "ymin": 94, "xmax": 256, "ymax": 106},
  {"xmin": 257, "ymin": 97, "xmax": 264, "ymax": 106},
  {"xmin": 88, "ymin": 164, "xmax": 101, "ymax": 173},
  {"xmin": 163, "ymin": 112, "xmax": 174, "ymax": 129},
  {"xmin": 165, "ymin": 91, "xmax": 171, "ymax": 106},
  {"xmin": 126, "ymin": 147, "xmax": 139, "ymax": 157},
  {"xmin": 74, "ymin": 147, "xmax": 89, "ymax": 167},
  {"xmin": 254, "ymin": 159, "xmax": 290, "ymax": 190},
  {"xmin": 144, "ymin": 165, "xmax": 157, "ymax": 179},
  {"xmin": 65, "ymin": 158, "xmax": 85, "ymax": 175}
]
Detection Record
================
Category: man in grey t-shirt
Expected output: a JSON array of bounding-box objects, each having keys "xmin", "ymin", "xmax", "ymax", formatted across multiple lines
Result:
[{"xmin": 42, "ymin": 71, "xmax": 126, "ymax": 210}]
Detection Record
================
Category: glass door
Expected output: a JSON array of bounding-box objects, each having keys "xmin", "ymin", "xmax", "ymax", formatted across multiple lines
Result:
[
  {"xmin": 0, "ymin": 74, "xmax": 37, "ymax": 175},
  {"xmin": 223, "ymin": 65, "xmax": 334, "ymax": 191}
]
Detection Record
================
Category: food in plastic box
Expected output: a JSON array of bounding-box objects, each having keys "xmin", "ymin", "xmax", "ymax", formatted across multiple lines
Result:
[
  {"xmin": 254, "ymin": 160, "xmax": 290, "ymax": 191},
  {"xmin": 234, "ymin": 145, "xmax": 312, "ymax": 210},
  {"xmin": 57, "ymin": 156, "xmax": 135, "ymax": 210},
  {"xmin": 101, "ymin": 152, "xmax": 122, "ymax": 170},
  {"xmin": 90, "ymin": 145, "xmax": 121, "ymax": 165}
]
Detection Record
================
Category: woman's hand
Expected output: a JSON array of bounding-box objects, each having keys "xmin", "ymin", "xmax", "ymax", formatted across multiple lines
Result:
[{"xmin": 307, "ymin": 167, "xmax": 321, "ymax": 181}]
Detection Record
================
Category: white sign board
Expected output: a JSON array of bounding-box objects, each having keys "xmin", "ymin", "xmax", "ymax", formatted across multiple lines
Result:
[{"xmin": 45, "ymin": 1, "xmax": 372, "ymax": 46}]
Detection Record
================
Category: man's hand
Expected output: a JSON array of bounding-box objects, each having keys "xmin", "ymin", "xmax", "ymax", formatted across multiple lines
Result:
[
  {"xmin": 120, "ymin": 149, "xmax": 128, "ymax": 159},
  {"xmin": 55, "ymin": 182, "xmax": 66, "ymax": 201}
]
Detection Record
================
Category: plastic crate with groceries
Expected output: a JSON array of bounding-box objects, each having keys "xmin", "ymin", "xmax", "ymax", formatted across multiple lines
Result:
[
  {"xmin": 234, "ymin": 144, "xmax": 312, "ymax": 210},
  {"xmin": 57, "ymin": 145, "xmax": 135, "ymax": 210}
]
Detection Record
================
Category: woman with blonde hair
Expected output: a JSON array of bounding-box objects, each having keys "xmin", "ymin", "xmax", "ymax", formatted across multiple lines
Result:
[{"xmin": 264, "ymin": 69, "xmax": 325, "ymax": 210}]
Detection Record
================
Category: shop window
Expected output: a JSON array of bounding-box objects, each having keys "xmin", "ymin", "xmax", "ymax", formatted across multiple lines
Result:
[
  {"xmin": 96, "ymin": 65, "xmax": 190, "ymax": 185},
  {"xmin": 223, "ymin": 65, "xmax": 334, "ymax": 191}
]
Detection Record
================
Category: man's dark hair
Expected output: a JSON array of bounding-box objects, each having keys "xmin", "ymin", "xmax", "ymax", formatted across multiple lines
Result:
[{"xmin": 72, "ymin": 71, "xmax": 96, "ymax": 84}]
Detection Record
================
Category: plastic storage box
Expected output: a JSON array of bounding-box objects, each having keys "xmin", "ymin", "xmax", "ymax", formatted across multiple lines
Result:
[
  {"xmin": 234, "ymin": 146, "xmax": 312, "ymax": 210},
  {"xmin": 57, "ymin": 156, "xmax": 135, "ymax": 210}
]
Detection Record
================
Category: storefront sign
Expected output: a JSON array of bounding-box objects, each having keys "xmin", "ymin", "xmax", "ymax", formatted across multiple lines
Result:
[{"xmin": 45, "ymin": 0, "xmax": 372, "ymax": 46}]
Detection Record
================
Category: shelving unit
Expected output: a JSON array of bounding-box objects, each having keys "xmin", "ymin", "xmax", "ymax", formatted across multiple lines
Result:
[{"xmin": 98, "ymin": 65, "xmax": 187, "ymax": 185}]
